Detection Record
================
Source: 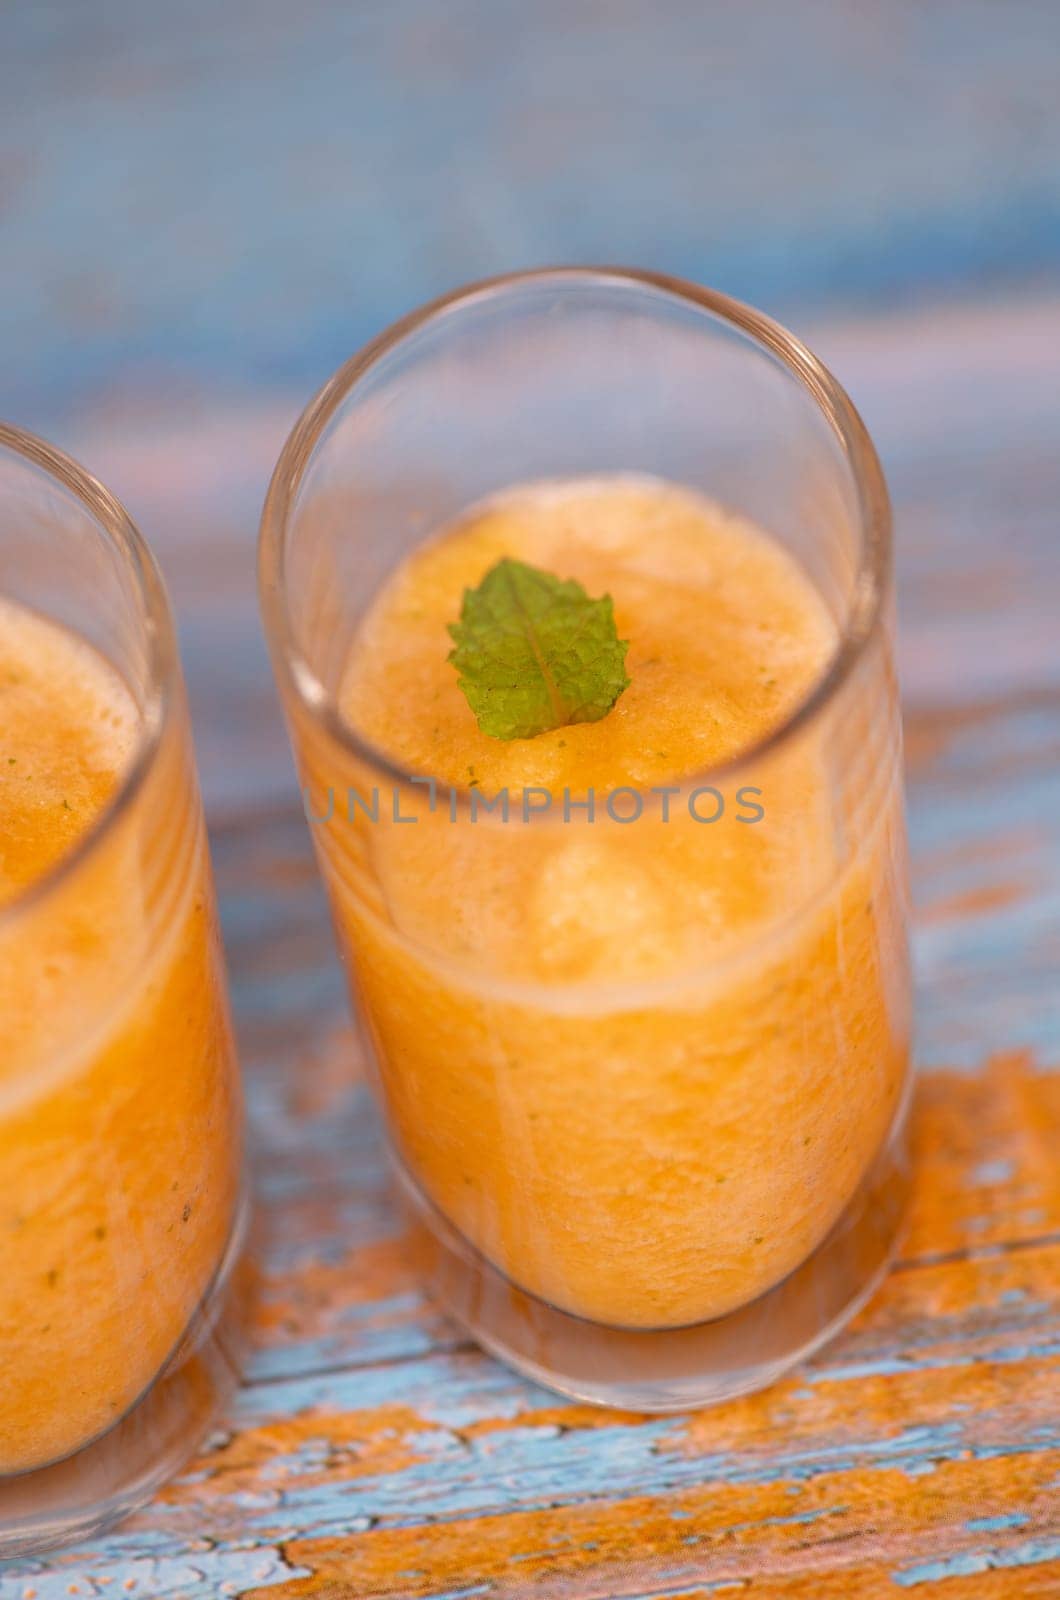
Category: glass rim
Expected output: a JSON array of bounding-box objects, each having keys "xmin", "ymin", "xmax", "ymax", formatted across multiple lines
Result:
[
  {"xmin": 0, "ymin": 420, "xmax": 178, "ymax": 931},
  {"xmin": 258, "ymin": 265, "xmax": 892, "ymax": 800}
]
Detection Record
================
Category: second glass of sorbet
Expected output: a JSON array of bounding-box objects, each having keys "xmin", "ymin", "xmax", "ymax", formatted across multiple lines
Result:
[
  {"xmin": 0, "ymin": 425, "xmax": 245, "ymax": 1553},
  {"xmin": 259, "ymin": 269, "xmax": 911, "ymax": 1408}
]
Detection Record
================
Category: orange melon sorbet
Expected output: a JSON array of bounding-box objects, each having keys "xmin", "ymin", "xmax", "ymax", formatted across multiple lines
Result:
[
  {"xmin": 316, "ymin": 477, "xmax": 908, "ymax": 1329},
  {"xmin": 0, "ymin": 600, "xmax": 241, "ymax": 1473}
]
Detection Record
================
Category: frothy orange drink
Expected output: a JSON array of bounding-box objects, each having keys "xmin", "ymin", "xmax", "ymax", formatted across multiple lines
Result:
[
  {"xmin": 0, "ymin": 599, "xmax": 241, "ymax": 1472},
  {"xmin": 309, "ymin": 476, "xmax": 908, "ymax": 1329}
]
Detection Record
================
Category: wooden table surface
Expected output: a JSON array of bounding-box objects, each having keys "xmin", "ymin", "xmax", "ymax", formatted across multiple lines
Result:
[{"xmin": 2, "ymin": 5, "xmax": 1059, "ymax": 1596}]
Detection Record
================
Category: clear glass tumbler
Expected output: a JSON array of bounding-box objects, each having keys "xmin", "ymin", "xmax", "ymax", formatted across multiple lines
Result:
[
  {"xmin": 259, "ymin": 268, "xmax": 911, "ymax": 1408},
  {"xmin": 0, "ymin": 425, "xmax": 245, "ymax": 1554}
]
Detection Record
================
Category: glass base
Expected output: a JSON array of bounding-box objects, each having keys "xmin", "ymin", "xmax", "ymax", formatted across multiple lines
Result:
[
  {"xmin": 397, "ymin": 1105, "xmax": 911, "ymax": 1411},
  {"xmin": 0, "ymin": 1190, "xmax": 250, "ymax": 1560}
]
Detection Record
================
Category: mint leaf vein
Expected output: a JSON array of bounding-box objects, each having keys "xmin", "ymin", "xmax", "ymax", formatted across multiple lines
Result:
[{"xmin": 447, "ymin": 558, "xmax": 631, "ymax": 740}]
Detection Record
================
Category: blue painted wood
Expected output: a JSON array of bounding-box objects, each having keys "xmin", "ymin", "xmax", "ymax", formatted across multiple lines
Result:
[{"xmin": 3, "ymin": 1, "xmax": 1060, "ymax": 433}]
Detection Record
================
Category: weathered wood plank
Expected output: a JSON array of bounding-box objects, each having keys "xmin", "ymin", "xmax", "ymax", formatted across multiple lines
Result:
[
  {"xmin": 5, "ymin": 1321, "xmax": 1058, "ymax": 1596},
  {"xmin": 18, "ymin": 1230, "xmax": 1055, "ymax": 1530},
  {"xmin": 242, "ymin": 1450, "xmax": 1060, "ymax": 1600},
  {"xmin": 10, "ymin": 0, "xmax": 1060, "ymax": 427}
]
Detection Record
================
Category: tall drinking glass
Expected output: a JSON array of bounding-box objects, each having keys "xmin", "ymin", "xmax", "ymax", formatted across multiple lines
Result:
[
  {"xmin": 0, "ymin": 425, "xmax": 245, "ymax": 1553},
  {"xmin": 259, "ymin": 269, "xmax": 911, "ymax": 1408}
]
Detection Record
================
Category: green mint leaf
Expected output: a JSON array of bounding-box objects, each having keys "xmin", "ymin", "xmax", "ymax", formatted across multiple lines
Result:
[{"xmin": 447, "ymin": 558, "xmax": 630, "ymax": 740}]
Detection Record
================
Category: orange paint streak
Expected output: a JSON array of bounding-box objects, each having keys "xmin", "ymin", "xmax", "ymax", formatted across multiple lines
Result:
[
  {"xmin": 256, "ymin": 1236, "xmax": 420, "ymax": 1353},
  {"xmin": 242, "ymin": 1446, "xmax": 1059, "ymax": 1598},
  {"xmin": 634, "ymin": 1568, "xmax": 1060, "ymax": 1600},
  {"xmin": 920, "ymin": 880, "xmax": 1033, "ymax": 923},
  {"xmin": 903, "ymin": 1055, "xmax": 1060, "ymax": 1262}
]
